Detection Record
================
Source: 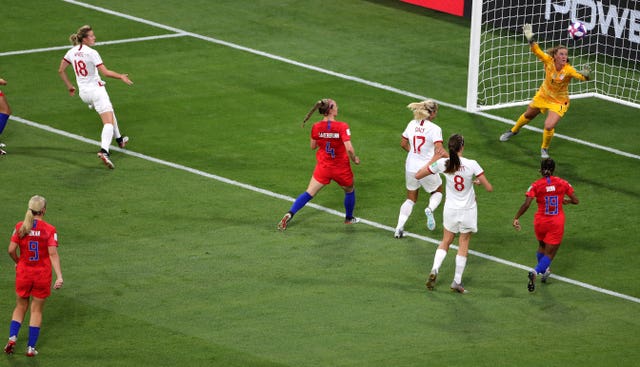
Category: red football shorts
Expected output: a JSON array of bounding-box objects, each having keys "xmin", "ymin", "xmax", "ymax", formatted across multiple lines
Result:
[
  {"xmin": 533, "ymin": 216, "xmax": 565, "ymax": 245},
  {"xmin": 15, "ymin": 265, "xmax": 52, "ymax": 299},
  {"xmin": 313, "ymin": 164, "xmax": 354, "ymax": 187}
]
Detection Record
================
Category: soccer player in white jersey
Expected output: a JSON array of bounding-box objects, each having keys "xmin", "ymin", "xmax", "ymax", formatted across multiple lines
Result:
[
  {"xmin": 393, "ymin": 100, "xmax": 447, "ymax": 238},
  {"xmin": 415, "ymin": 134, "xmax": 493, "ymax": 293},
  {"xmin": 58, "ymin": 25, "xmax": 133, "ymax": 169}
]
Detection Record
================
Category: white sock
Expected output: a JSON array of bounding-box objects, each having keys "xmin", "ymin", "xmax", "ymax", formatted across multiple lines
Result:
[
  {"xmin": 101, "ymin": 123, "xmax": 114, "ymax": 152},
  {"xmin": 427, "ymin": 192, "xmax": 443, "ymax": 212},
  {"xmin": 431, "ymin": 248, "xmax": 448, "ymax": 273},
  {"xmin": 454, "ymin": 255, "xmax": 467, "ymax": 284},
  {"xmin": 395, "ymin": 199, "xmax": 415, "ymax": 230},
  {"xmin": 112, "ymin": 112, "xmax": 122, "ymax": 139}
]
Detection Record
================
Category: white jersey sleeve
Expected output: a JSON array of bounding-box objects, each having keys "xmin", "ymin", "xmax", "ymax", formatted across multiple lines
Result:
[
  {"xmin": 63, "ymin": 45, "xmax": 104, "ymax": 89},
  {"xmin": 402, "ymin": 119, "xmax": 443, "ymax": 173}
]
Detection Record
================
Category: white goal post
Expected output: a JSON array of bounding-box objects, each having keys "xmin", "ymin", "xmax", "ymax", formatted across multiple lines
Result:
[{"xmin": 466, "ymin": 0, "xmax": 640, "ymax": 112}]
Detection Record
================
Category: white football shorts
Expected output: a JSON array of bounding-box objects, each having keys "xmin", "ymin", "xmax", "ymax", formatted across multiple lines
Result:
[
  {"xmin": 443, "ymin": 206, "xmax": 478, "ymax": 234},
  {"xmin": 79, "ymin": 85, "xmax": 113, "ymax": 114},
  {"xmin": 405, "ymin": 170, "xmax": 442, "ymax": 193}
]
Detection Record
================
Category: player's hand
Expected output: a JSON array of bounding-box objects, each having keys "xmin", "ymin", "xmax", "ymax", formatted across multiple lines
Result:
[
  {"xmin": 523, "ymin": 24, "xmax": 535, "ymax": 43},
  {"xmin": 512, "ymin": 218, "xmax": 521, "ymax": 231},
  {"xmin": 580, "ymin": 65, "xmax": 591, "ymax": 80},
  {"xmin": 54, "ymin": 278, "xmax": 64, "ymax": 289},
  {"xmin": 0, "ymin": 78, "xmax": 7, "ymax": 86},
  {"xmin": 68, "ymin": 86, "xmax": 76, "ymax": 96},
  {"xmin": 120, "ymin": 74, "xmax": 133, "ymax": 85}
]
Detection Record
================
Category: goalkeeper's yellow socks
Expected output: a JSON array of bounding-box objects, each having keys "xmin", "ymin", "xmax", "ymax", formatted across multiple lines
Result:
[
  {"xmin": 511, "ymin": 114, "xmax": 531, "ymax": 133},
  {"xmin": 541, "ymin": 128, "xmax": 555, "ymax": 149}
]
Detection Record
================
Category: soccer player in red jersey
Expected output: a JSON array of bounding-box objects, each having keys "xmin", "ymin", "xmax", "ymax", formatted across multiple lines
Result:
[
  {"xmin": 0, "ymin": 77, "xmax": 12, "ymax": 155},
  {"xmin": 278, "ymin": 99, "xmax": 360, "ymax": 230},
  {"xmin": 4, "ymin": 196, "xmax": 64, "ymax": 357},
  {"xmin": 512, "ymin": 159, "xmax": 579, "ymax": 292}
]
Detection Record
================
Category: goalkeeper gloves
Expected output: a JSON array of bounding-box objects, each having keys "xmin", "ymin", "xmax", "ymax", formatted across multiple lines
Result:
[
  {"xmin": 580, "ymin": 65, "xmax": 591, "ymax": 80},
  {"xmin": 523, "ymin": 24, "xmax": 535, "ymax": 43}
]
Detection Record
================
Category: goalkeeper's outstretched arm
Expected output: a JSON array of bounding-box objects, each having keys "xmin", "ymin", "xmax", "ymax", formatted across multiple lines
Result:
[{"xmin": 523, "ymin": 24, "xmax": 535, "ymax": 45}]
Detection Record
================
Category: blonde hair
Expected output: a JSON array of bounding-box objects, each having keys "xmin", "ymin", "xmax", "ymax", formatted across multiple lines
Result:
[
  {"xmin": 547, "ymin": 45, "xmax": 570, "ymax": 63},
  {"xmin": 18, "ymin": 195, "xmax": 47, "ymax": 238},
  {"xmin": 407, "ymin": 100, "xmax": 438, "ymax": 120},
  {"xmin": 302, "ymin": 98, "xmax": 334, "ymax": 127},
  {"xmin": 69, "ymin": 25, "xmax": 92, "ymax": 46}
]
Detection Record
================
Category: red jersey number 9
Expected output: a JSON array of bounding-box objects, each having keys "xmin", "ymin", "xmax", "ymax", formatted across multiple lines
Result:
[{"xmin": 28, "ymin": 241, "xmax": 40, "ymax": 262}]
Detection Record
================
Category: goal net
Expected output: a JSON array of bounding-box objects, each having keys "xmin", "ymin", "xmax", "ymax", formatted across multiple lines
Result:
[{"xmin": 466, "ymin": 0, "xmax": 640, "ymax": 112}]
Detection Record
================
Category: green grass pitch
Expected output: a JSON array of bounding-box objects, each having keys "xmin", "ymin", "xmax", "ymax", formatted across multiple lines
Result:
[{"xmin": 0, "ymin": 1, "xmax": 638, "ymax": 366}]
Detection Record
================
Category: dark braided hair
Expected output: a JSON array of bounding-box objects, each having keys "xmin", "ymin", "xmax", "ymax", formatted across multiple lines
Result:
[
  {"xmin": 444, "ymin": 134, "xmax": 464, "ymax": 174},
  {"xmin": 540, "ymin": 158, "xmax": 555, "ymax": 177}
]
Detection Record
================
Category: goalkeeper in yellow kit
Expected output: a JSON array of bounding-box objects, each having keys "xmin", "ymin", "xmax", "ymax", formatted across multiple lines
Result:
[{"xmin": 499, "ymin": 24, "xmax": 591, "ymax": 158}]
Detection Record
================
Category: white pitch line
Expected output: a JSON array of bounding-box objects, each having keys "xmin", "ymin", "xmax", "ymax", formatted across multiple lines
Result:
[
  {"xmin": 0, "ymin": 33, "xmax": 189, "ymax": 58},
  {"xmin": 5, "ymin": 1, "xmax": 638, "ymax": 303}
]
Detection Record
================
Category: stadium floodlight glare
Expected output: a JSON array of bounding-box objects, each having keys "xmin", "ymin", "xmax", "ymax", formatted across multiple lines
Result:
[{"xmin": 466, "ymin": 0, "xmax": 640, "ymax": 112}]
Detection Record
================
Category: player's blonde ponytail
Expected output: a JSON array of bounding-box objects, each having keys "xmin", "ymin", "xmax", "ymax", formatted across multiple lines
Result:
[
  {"xmin": 407, "ymin": 100, "xmax": 438, "ymax": 120},
  {"xmin": 18, "ymin": 195, "xmax": 47, "ymax": 238},
  {"xmin": 70, "ymin": 25, "xmax": 93, "ymax": 46},
  {"xmin": 302, "ymin": 99, "xmax": 334, "ymax": 127}
]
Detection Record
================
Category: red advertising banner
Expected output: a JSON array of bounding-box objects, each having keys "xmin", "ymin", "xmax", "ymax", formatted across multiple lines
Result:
[{"xmin": 401, "ymin": 0, "xmax": 467, "ymax": 17}]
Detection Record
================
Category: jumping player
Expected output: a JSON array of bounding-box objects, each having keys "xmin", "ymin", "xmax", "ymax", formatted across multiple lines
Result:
[{"xmin": 499, "ymin": 24, "xmax": 591, "ymax": 158}]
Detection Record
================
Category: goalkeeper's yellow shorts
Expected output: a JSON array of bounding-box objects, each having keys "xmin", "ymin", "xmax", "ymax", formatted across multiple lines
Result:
[{"xmin": 530, "ymin": 95, "xmax": 570, "ymax": 117}]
